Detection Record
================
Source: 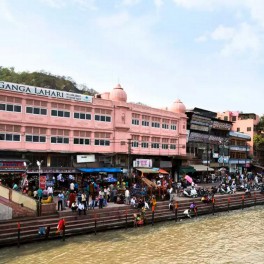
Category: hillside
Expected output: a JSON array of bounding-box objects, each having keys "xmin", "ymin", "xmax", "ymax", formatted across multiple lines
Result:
[{"xmin": 0, "ymin": 66, "xmax": 98, "ymax": 96}]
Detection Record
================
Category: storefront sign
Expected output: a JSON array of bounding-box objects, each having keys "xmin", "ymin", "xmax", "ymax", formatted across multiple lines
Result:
[
  {"xmin": 27, "ymin": 168, "xmax": 77, "ymax": 173},
  {"xmin": 77, "ymin": 154, "xmax": 95, "ymax": 163},
  {"xmin": 0, "ymin": 81, "xmax": 93, "ymax": 103},
  {"xmin": 0, "ymin": 161, "xmax": 26, "ymax": 171},
  {"xmin": 133, "ymin": 159, "xmax": 152, "ymax": 168},
  {"xmin": 39, "ymin": 175, "xmax": 46, "ymax": 190}
]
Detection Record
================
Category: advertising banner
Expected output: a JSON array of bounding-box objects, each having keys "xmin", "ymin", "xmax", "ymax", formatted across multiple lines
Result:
[{"xmin": 39, "ymin": 175, "xmax": 46, "ymax": 190}]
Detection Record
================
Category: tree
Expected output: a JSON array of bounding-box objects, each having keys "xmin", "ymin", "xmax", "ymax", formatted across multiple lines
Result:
[
  {"xmin": 0, "ymin": 66, "xmax": 98, "ymax": 96},
  {"xmin": 253, "ymin": 134, "xmax": 264, "ymax": 149},
  {"xmin": 256, "ymin": 115, "xmax": 264, "ymax": 132}
]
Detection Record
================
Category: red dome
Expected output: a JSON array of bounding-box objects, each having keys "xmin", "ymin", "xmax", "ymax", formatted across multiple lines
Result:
[
  {"xmin": 170, "ymin": 99, "xmax": 186, "ymax": 114},
  {"xmin": 109, "ymin": 84, "xmax": 127, "ymax": 102}
]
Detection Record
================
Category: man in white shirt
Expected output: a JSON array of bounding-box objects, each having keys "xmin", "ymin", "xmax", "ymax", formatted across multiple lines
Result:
[
  {"xmin": 125, "ymin": 188, "xmax": 130, "ymax": 205},
  {"xmin": 70, "ymin": 182, "xmax": 75, "ymax": 192},
  {"xmin": 78, "ymin": 202, "xmax": 86, "ymax": 215},
  {"xmin": 47, "ymin": 186, "xmax": 53, "ymax": 196}
]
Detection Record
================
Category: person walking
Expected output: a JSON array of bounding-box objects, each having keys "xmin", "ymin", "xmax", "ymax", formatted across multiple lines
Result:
[
  {"xmin": 81, "ymin": 192, "xmax": 87, "ymax": 209},
  {"xmin": 125, "ymin": 188, "xmax": 130, "ymax": 205},
  {"xmin": 57, "ymin": 191, "xmax": 64, "ymax": 211},
  {"xmin": 37, "ymin": 187, "xmax": 43, "ymax": 203}
]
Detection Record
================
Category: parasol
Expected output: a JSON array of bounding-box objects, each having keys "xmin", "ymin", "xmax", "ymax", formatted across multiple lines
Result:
[{"xmin": 184, "ymin": 175, "xmax": 193, "ymax": 183}]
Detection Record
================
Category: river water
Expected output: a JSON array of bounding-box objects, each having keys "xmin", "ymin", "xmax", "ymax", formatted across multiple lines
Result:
[{"xmin": 0, "ymin": 207, "xmax": 263, "ymax": 264}]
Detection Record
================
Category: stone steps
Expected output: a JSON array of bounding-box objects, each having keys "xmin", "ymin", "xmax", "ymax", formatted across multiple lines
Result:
[{"xmin": 0, "ymin": 192, "xmax": 263, "ymax": 247}]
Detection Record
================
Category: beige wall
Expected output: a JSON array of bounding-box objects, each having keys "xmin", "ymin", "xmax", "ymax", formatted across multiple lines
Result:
[
  {"xmin": 12, "ymin": 191, "xmax": 37, "ymax": 211},
  {"xmin": 0, "ymin": 185, "xmax": 37, "ymax": 212},
  {"xmin": 0, "ymin": 185, "xmax": 9, "ymax": 199}
]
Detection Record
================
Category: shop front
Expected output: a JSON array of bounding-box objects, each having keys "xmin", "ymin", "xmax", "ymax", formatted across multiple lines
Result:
[{"xmin": 0, "ymin": 159, "xmax": 27, "ymax": 188}]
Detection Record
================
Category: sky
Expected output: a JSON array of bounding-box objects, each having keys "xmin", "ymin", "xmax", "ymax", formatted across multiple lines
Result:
[{"xmin": 0, "ymin": 0, "xmax": 263, "ymax": 116}]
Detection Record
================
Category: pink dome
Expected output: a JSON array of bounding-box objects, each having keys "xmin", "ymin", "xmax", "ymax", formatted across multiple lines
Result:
[
  {"xmin": 109, "ymin": 84, "xmax": 127, "ymax": 102},
  {"xmin": 170, "ymin": 99, "xmax": 186, "ymax": 114}
]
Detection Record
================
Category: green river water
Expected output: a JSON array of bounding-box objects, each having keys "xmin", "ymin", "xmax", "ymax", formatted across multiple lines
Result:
[{"xmin": 0, "ymin": 206, "xmax": 263, "ymax": 264}]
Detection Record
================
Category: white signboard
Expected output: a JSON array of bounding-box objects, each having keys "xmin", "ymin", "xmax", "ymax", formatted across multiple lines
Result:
[
  {"xmin": 77, "ymin": 154, "xmax": 95, "ymax": 163},
  {"xmin": 133, "ymin": 159, "xmax": 152, "ymax": 168},
  {"xmin": 0, "ymin": 81, "xmax": 93, "ymax": 103}
]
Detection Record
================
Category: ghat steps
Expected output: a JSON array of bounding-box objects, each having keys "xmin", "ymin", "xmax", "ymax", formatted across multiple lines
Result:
[{"xmin": 0, "ymin": 192, "xmax": 263, "ymax": 247}]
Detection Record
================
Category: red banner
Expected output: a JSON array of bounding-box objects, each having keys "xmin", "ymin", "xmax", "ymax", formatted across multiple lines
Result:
[{"xmin": 39, "ymin": 175, "xmax": 46, "ymax": 190}]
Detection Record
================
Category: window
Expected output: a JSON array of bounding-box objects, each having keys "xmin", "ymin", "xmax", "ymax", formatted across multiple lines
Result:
[
  {"xmin": 132, "ymin": 119, "xmax": 139, "ymax": 125},
  {"xmin": 26, "ymin": 106, "xmax": 47, "ymax": 115},
  {"xmin": 142, "ymin": 120, "xmax": 149, "ymax": 126},
  {"xmin": 170, "ymin": 139, "xmax": 177, "ymax": 149},
  {"xmin": 151, "ymin": 143, "xmax": 159, "ymax": 148},
  {"xmin": 224, "ymin": 116, "xmax": 228, "ymax": 121},
  {"xmin": 74, "ymin": 138, "xmax": 90, "ymax": 145},
  {"xmin": 94, "ymin": 139, "xmax": 110, "ymax": 146},
  {"xmin": 25, "ymin": 127, "xmax": 46, "ymax": 143},
  {"xmin": 247, "ymin": 127, "xmax": 251, "ymax": 132},
  {"xmin": 151, "ymin": 122, "xmax": 160, "ymax": 128},
  {"xmin": 51, "ymin": 137, "xmax": 69, "ymax": 144},
  {"xmin": 51, "ymin": 109, "xmax": 70, "ymax": 118},
  {"xmin": 171, "ymin": 120, "xmax": 177, "ymax": 130},
  {"xmin": 95, "ymin": 115, "xmax": 111, "ymax": 122},
  {"xmin": 162, "ymin": 144, "xmax": 169, "ymax": 149},
  {"xmin": 151, "ymin": 117, "xmax": 160, "ymax": 128},
  {"xmin": 141, "ymin": 136, "xmax": 149, "ymax": 148},
  {"xmin": 162, "ymin": 119, "xmax": 169, "ymax": 129},
  {"xmin": 132, "ymin": 113, "xmax": 140, "ymax": 126},
  {"xmin": 0, "ymin": 133, "xmax": 20, "ymax": 141},
  {"xmin": 132, "ymin": 135, "xmax": 139, "ymax": 147},
  {"xmin": 232, "ymin": 116, "xmax": 237, "ymax": 121},
  {"xmin": 151, "ymin": 137, "xmax": 160, "ymax": 148},
  {"xmin": 0, "ymin": 124, "xmax": 21, "ymax": 141},
  {"xmin": 74, "ymin": 112, "xmax": 92, "ymax": 120},
  {"xmin": 0, "ymin": 103, "xmax": 21, "ymax": 112},
  {"xmin": 51, "ymin": 103, "xmax": 70, "ymax": 118},
  {"xmin": 94, "ymin": 108, "xmax": 111, "ymax": 122},
  {"xmin": 73, "ymin": 131, "xmax": 91, "ymax": 145},
  {"xmin": 141, "ymin": 142, "xmax": 149, "ymax": 148},
  {"xmin": 237, "ymin": 128, "xmax": 240, "ymax": 132},
  {"xmin": 142, "ymin": 115, "xmax": 150, "ymax": 126},
  {"xmin": 26, "ymin": 135, "xmax": 46, "ymax": 143},
  {"xmin": 132, "ymin": 141, "xmax": 139, "ymax": 147},
  {"xmin": 94, "ymin": 132, "xmax": 111, "ymax": 146},
  {"xmin": 50, "ymin": 129, "xmax": 70, "ymax": 144}
]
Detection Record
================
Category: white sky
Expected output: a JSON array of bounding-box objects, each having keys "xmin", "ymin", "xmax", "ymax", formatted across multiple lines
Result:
[{"xmin": 0, "ymin": 0, "xmax": 263, "ymax": 115}]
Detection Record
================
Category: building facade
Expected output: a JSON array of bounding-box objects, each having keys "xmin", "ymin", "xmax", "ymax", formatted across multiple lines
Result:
[
  {"xmin": 186, "ymin": 108, "xmax": 232, "ymax": 172},
  {"xmin": 0, "ymin": 81, "xmax": 187, "ymax": 182},
  {"xmin": 217, "ymin": 111, "xmax": 259, "ymax": 156}
]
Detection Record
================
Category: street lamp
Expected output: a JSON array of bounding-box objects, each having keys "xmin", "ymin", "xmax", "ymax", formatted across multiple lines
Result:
[{"xmin": 36, "ymin": 160, "xmax": 43, "ymax": 189}]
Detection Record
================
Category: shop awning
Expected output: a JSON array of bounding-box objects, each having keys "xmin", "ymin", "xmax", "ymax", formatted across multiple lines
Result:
[
  {"xmin": 159, "ymin": 169, "xmax": 169, "ymax": 174},
  {"xmin": 191, "ymin": 164, "xmax": 214, "ymax": 172},
  {"xmin": 253, "ymin": 164, "xmax": 264, "ymax": 170},
  {"xmin": 78, "ymin": 168, "xmax": 123, "ymax": 173},
  {"xmin": 179, "ymin": 166, "xmax": 196, "ymax": 174},
  {"xmin": 136, "ymin": 168, "xmax": 160, "ymax": 174},
  {"xmin": 141, "ymin": 177, "xmax": 158, "ymax": 188}
]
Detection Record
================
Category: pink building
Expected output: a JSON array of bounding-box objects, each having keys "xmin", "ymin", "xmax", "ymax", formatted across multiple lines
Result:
[
  {"xmin": 0, "ymin": 81, "xmax": 187, "ymax": 183},
  {"xmin": 217, "ymin": 111, "xmax": 259, "ymax": 155}
]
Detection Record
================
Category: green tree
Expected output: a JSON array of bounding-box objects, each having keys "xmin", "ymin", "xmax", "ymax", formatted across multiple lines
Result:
[
  {"xmin": 0, "ymin": 66, "xmax": 98, "ymax": 96},
  {"xmin": 256, "ymin": 115, "xmax": 264, "ymax": 132},
  {"xmin": 253, "ymin": 134, "xmax": 264, "ymax": 149}
]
